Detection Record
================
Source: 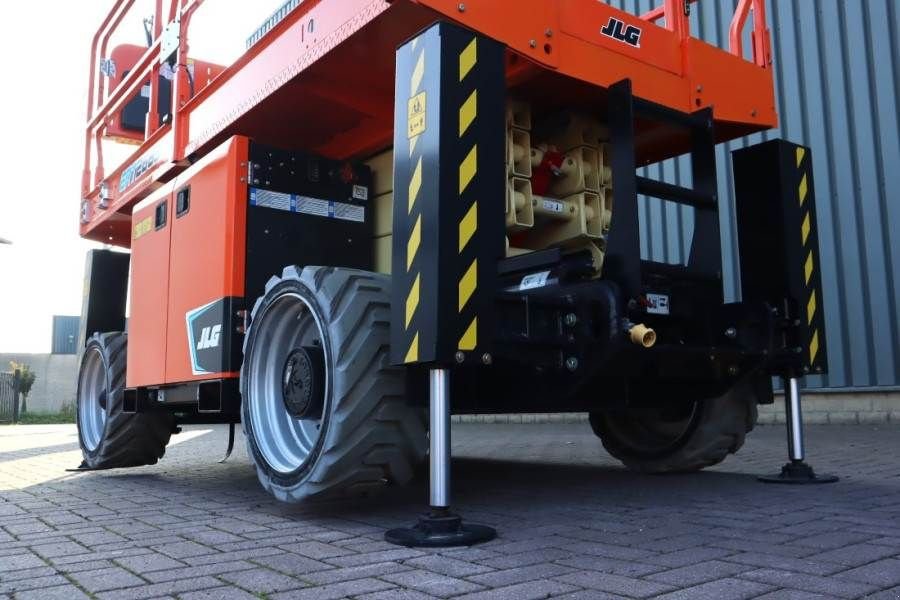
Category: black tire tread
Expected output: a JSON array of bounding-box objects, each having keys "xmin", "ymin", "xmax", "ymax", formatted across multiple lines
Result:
[
  {"xmin": 243, "ymin": 266, "xmax": 426, "ymax": 502},
  {"xmin": 77, "ymin": 333, "xmax": 173, "ymax": 469},
  {"xmin": 589, "ymin": 379, "xmax": 759, "ymax": 473}
]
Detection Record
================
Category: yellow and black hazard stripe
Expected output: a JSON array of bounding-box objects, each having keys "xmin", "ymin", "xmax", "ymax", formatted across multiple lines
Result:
[
  {"xmin": 402, "ymin": 41, "xmax": 426, "ymax": 364},
  {"xmin": 796, "ymin": 147, "xmax": 825, "ymax": 370},
  {"xmin": 457, "ymin": 36, "xmax": 479, "ymax": 352}
]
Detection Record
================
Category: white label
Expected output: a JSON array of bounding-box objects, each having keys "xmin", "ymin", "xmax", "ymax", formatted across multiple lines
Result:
[
  {"xmin": 296, "ymin": 196, "xmax": 330, "ymax": 217},
  {"xmin": 352, "ymin": 185, "xmax": 369, "ymax": 201},
  {"xmin": 333, "ymin": 201, "xmax": 365, "ymax": 223},
  {"xmin": 250, "ymin": 188, "xmax": 292, "ymax": 211},
  {"xmin": 646, "ymin": 293, "xmax": 670, "ymax": 315},
  {"xmin": 519, "ymin": 271, "xmax": 551, "ymax": 291},
  {"xmin": 542, "ymin": 199, "xmax": 565, "ymax": 213}
]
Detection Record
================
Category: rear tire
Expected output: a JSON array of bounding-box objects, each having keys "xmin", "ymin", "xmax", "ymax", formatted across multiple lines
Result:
[
  {"xmin": 76, "ymin": 333, "xmax": 173, "ymax": 469},
  {"xmin": 241, "ymin": 266, "xmax": 427, "ymax": 502},
  {"xmin": 589, "ymin": 378, "xmax": 759, "ymax": 473}
]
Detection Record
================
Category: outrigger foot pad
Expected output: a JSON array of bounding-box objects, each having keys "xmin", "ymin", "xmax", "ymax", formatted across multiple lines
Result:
[
  {"xmin": 758, "ymin": 460, "xmax": 839, "ymax": 484},
  {"xmin": 385, "ymin": 509, "xmax": 496, "ymax": 548}
]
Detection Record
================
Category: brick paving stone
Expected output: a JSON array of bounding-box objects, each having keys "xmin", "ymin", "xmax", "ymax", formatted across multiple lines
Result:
[
  {"xmin": 142, "ymin": 559, "xmax": 256, "ymax": 583},
  {"xmin": 555, "ymin": 571, "xmax": 676, "ymax": 598},
  {"xmin": 754, "ymin": 591, "xmax": 841, "ymax": 600},
  {"xmin": 468, "ymin": 562, "xmax": 576, "ymax": 588},
  {"xmin": 302, "ymin": 561, "xmax": 411, "ymax": 585},
  {"xmin": 645, "ymin": 546, "xmax": 736, "ymax": 568},
  {"xmin": 480, "ymin": 547, "xmax": 573, "ymax": 569},
  {"xmin": 791, "ymin": 531, "xmax": 876, "ymax": 550},
  {"xmin": 739, "ymin": 568, "xmax": 880, "ymax": 598},
  {"xmin": 382, "ymin": 568, "xmax": 486, "ymax": 597},
  {"xmin": 151, "ymin": 540, "xmax": 220, "ymax": 559},
  {"xmin": 69, "ymin": 566, "xmax": 146, "ymax": 593},
  {"xmin": 326, "ymin": 547, "xmax": 424, "ymax": 567},
  {"xmin": 15, "ymin": 584, "xmax": 92, "ymax": 600},
  {"xmin": 653, "ymin": 578, "xmax": 774, "ymax": 600},
  {"xmin": 114, "ymin": 552, "xmax": 186, "ymax": 573},
  {"xmin": 251, "ymin": 551, "xmax": 334, "ymax": 576},
  {"xmin": 834, "ymin": 558, "xmax": 900, "ymax": 587},
  {"xmin": 646, "ymin": 559, "xmax": 751, "ymax": 586},
  {"xmin": 280, "ymin": 540, "xmax": 356, "ymax": 559},
  {"xmin": 29, "ymin": 540, "xmax": 90, "ymax": 559},
  {"xmin": 94, "ymin": 575, "xmax": 225, "ymax": 600},
  {"xmin": 217, "ymin": 566, "xmax": 306, "ymax": 594},
  {"xmin": 557, "ymin": 555, "xmax": 663, "ymax": 577},
  {"xmin": 0, "ymin": 574, "xmax": 70, "ymax": 595},
  {"xmin": 454, "ymin": 579, "xmax": 579, "ymax": 600},
  {"xmin": 405, "ymin": 554, "xmax": 494, "ymax": 577},
  {"xmin": 356, "ymin": 590, "xmax": 441, "ymax": 600},
  {"xmin": 0, "ymin": 553, "xmax": 46, "ymax": 573},
  {"xmin": 179, "ymin": 586, "xmax": 260, "ymax": 600},
  {"xmin": 864, "ymin": 586, "xmax": 900, "ymax": 600},
  {"xmin": 806, "ymin": 543, "xmax": 898, "ymax": 567},
  {"xmin": 270, "ymin": 577, "xmax": 395, "ymax": 600},
  {"xmin": 721, "ymin": 552, "xmax": 845, "ymax": 576}
]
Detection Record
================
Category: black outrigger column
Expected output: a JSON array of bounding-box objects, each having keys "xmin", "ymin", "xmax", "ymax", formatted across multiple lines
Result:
[
  {"xmin": 733, "ymin": 141, "xmax": 837, "ymax": 485},
  {"xmin": 385, "ymin": 22, "xmax": 504, "ymax": 546}
]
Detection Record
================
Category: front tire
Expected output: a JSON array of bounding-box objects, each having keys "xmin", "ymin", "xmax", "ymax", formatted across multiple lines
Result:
[
  {"xmin": 241, "ymin": 266, "xmax": 427, "ymax": 502},
  {"xmin": 76, "ymin": 333, "xmax": 173, "ymax": 469},
  {"xmin": 589, "ymin": 377, "xmax": 760, "ymax": 473}
]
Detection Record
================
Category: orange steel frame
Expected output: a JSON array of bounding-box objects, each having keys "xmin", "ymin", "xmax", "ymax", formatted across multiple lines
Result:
[{"xmin": 81, "ymin": 0, "xmax": 775, "ymax": 247}]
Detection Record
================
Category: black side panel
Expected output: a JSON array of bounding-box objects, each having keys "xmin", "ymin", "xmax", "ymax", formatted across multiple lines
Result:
[
  {"xmin": 79, "ymin": 250, "xmax": 130, "ymax": 347},
  {"xmin": 244, "ymin": 143, "xmax": 373, "ymax": 306},
  {"xmin": 185, "ymin": 296, "xmax": 244, "ymax": 375},
  {"xmin": 733, "ymin": 140, "xmax": 828, "ymax": 376}
]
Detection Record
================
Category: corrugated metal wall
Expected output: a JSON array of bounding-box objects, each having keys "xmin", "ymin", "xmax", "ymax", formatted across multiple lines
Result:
[
  {"xmin": 605, "ymin": 0, "xmax": 900, "ymax": 390},
  {"xmin": 51, "ymin": 316, "xmax": 80, "ymax": 355}
]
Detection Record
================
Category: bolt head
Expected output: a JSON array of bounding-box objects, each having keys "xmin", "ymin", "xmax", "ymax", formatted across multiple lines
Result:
[
  {"xmin": 529, "ymin": 39, "xmax": 537, "ymax": 48},
  {"xmin": 455, "ymin": 351, "xmax": 465, "ymax": 364},
  {"xmin": 724, "ymin": 327, "xmax": 737, "ymax": 339},
  {"xmin": 565, "ymin": 357, "xmax": 579, "ymax": 372},
  {"xmin": 727, "ymin": 365, "xmax": 739, "ymax": 376},
  {"xmin": 457, "ymin": 2, "xmax": 465, "ymax": 11},
  {"xmin": 481, "ymin": 353, "xmax": 492, "ymax": 365},
  {"xmin": 564, "ymin": 313, "xmax": 578, "ymax": 327},
  {"xmin": 545, "ymin": 28, "xmax": 553, "ymax": 37}
]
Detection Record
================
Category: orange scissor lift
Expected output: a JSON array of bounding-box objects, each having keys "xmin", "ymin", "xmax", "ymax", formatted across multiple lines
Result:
[{"xmin": 76, "ymin": 0, "xmax": 835, "ymax": 547}]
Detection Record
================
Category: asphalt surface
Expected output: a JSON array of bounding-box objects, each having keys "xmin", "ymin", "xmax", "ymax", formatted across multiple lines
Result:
[{"xmin": 1, "ymin": 422, "xmax": 899, "ymax": 599}]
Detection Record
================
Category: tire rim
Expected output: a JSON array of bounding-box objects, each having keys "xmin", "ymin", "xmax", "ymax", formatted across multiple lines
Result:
[
  {"xmin": 78, "ymin": 347, "xmax": 107, "ymax": 452},
  {"xmin": 246, "ymin": 292, "xmax": 329, "ymax": 475}
]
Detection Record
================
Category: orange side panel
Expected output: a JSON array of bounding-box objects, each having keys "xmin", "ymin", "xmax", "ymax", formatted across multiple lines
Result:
[
  {"xmin": 164, "ymin": 136, "xmax": 248, "ymax": 384},
  {"xmin": 126, "ymin": 185, "xmax": 174, "ymax": 388}
]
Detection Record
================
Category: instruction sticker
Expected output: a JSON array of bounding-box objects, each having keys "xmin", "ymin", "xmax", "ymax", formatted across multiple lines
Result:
[
  {"xmin": 519, "ymin": 271, "xmax": 551, "ymax": 291},
  {"xmin": 132, "ymin": 216, "xmax": 153, "ymax": 240},
  {"xmin": 646, "ymin": 293, "xmax": 670, "ymax": 315},
  {"xmin": 352, "ymin": 185, "xmax": 369, "ymax": 201},
  {"xmin": 408, "ymin": 92, "xmax": 427, "ymax": 138},
  {"xmin": 542, "ymin": 199, "xmax": 565, "ymax": 214}
]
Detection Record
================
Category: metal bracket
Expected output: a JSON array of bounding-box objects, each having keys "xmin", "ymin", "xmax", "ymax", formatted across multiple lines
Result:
[{"xmin": 160, "ymin": 18, "xmax": 181, "ymax": 64}]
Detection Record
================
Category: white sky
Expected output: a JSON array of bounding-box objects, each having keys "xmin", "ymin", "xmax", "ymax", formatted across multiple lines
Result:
[{"xmin": 0, "ymin": 1, "xmax": 283, "ymax": 352}]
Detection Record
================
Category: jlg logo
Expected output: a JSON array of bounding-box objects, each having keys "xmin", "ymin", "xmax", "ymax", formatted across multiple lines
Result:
[
  {"xmin": 601, "ymin": 17, "xmax": 642, "ymax": 48},
  {"xmin": 196, "ymin": 325, "xmax": 222, "ymax": 350}
]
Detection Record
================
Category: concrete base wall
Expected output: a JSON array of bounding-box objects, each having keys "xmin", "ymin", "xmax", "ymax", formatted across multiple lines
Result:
[
  {"xmin": 452, "ymin": 392, "xmax": 900, "ymax": 425},
  {"xmin": 0, "ymin": 353, "xmax": 77, "ymax": 414}
]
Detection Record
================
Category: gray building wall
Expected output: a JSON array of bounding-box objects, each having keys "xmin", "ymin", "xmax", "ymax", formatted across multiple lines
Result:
[
  {"xmin": 606, "ymin": 0, "xmax": 900, "ymax": 390},
  {"xmin": 1, "ymin": 353, "xmax": 78, "ymax": 414},
  {"xmin": 51, "ymin": 316, "xmax": 80, "ymax": 355}
]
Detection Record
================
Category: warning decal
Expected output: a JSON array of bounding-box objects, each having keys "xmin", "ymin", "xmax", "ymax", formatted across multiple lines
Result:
[
  {"xmin": 249, "ymin": 188, "xmax": 365, "ymax": 223},
  {"xmin": 408, "ymin": 92, "xmax": 427, "ymax": 138}
]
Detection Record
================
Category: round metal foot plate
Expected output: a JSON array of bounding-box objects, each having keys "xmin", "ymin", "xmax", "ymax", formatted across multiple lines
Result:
[
  {"xmin": 385, "ymin": 512, "xmax": 496, "ymax": 548},
  {"xmin": 758, "ymin": 461, "xmax": 839, "ymax": 484}
]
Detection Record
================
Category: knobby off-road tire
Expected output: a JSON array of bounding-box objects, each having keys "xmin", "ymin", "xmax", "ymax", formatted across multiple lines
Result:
[
  {"xmin": 76, "ymin": 333, "xmax": 173, "ymax": 469},
  {"xmin": 241, "ymin": 266, "xmax": 427, "ymax": 502},
  {"xmin": 589, "ymin": 378, "xmax": 759, "ymax": 473}
]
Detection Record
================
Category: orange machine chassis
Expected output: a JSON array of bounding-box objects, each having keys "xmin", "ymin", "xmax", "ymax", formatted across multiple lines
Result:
[{"xmin": 81, "ymin": 0, "xmax": 775, "ymax": 247}]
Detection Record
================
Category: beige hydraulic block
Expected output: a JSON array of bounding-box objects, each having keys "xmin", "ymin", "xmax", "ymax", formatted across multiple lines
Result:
[
  {"xmin": 373, "ymin": 192, "xmax": 393, "ymax": 238},
  {"xmin": 523, "ymin": 191, "xmax": 604, "ymax": 247},
  {"xmin": 374, "ymin": 235, "xmax": 392, "ymax": 274},
  {"xmin": 506, "ymin": 177, "xmax": 535, "ymax": 231},
  {"xmin": 509, "ymin": 128, "xmax": 532, "ymax": 178},
  {"xmin": 549, "ymin": 146, "xmax": 601, "ymax": 196},
  {"xmin": 506, "ymin": 98, "xmax": 532, "ymax": 131},
  {"xmin": 547, "ymin": 112, "xmax": 609, "ymax": 151},
  {"xmin": 599, "ymin": 187, "xmax": 613, "ymax": 235},
  {"xmin": 365, "ymin": 149, "xmax": 394, "ymax": 196}
]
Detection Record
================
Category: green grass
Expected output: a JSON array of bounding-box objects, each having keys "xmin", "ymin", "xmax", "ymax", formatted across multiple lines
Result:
[{"xmin": 12, "ymin": 406, "xmax": 76, "ymax": 425}]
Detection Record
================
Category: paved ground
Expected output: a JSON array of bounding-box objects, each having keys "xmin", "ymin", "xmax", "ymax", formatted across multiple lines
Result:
[{"xmin": 1, "ymin": 422, "xmax": 899, "ymax": 600}]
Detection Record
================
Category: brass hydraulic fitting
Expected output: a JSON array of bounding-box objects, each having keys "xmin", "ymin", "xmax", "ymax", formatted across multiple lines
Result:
[{"xmin": 629, "ymin": 323, "xmax": 657, "ymax": 348}]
